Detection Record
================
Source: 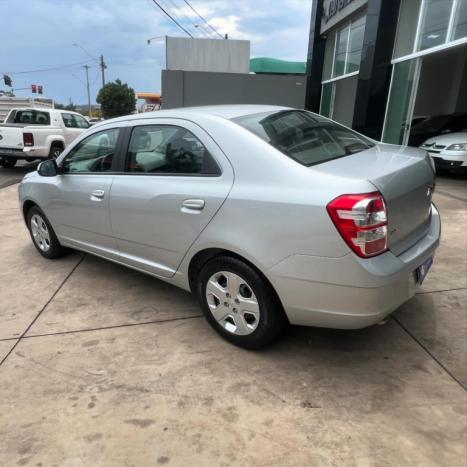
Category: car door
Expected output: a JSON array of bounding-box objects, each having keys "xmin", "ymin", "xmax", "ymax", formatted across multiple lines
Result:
[
  {"xmin": 48, "ymin": 124, "xmax": 126, "ymax": 258},
  {"xmin": 109, "ymin": 118, "xmax": 234, "ymax": 278}
]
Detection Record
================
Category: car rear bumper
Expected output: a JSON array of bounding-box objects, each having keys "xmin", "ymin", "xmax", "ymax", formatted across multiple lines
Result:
[
  {"xmin": 0, "ymin": 147, "xmax": 46, "ymax": 159},
  {"xmin": 268, "ymin": 204, "xmax": 441, "ymax": 329}
]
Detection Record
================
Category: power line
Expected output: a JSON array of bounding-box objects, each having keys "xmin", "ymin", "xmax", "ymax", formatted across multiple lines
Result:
[
  {"xmin": 2, "ymin": 60, "xmax": 94, "ymax": 75},
  {"xmin": 163, "ymin": 0, "xmax": 210, "ymax": 38},
  {"xmin": 149, "ymin": 0, "xmax": 194, "ymax": 37},
  {"xmin": 182, "ymin": 0, "xmax": 224, "ymax": 38}
]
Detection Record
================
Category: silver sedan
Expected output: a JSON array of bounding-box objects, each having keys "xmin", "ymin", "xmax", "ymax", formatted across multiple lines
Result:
[{"xmin": 18, "ymin": 105, "xmax": 440, "ymax": 349}]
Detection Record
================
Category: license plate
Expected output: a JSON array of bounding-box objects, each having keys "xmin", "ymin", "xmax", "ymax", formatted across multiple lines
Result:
[{"xmin": 415, "ymin": 257, "xmax": 433, "ymax": 284}]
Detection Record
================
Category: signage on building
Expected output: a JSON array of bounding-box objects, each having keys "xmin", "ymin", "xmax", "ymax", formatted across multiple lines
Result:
[
  {"xmin": 320, "ymin": 0, "xmax": 367, "ymax": 34},
  {"xmin": 323, "ymin": 0, "xmax": 355, "ymax": 23}
]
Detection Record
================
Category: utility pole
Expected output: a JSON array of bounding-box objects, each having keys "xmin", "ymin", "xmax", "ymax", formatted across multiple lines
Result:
[
  {"xmin": 83, "ymin": 65, "xmax": 91, "ymax": 117},
  {"xmin": 100, "ymin": 55, "xmax": 106, "ymax": 88}
]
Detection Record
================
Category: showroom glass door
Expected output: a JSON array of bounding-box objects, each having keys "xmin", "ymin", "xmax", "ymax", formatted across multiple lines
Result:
[{"xmin": 382, "ymin": 58, "xmax": 421, "ymax": 145}]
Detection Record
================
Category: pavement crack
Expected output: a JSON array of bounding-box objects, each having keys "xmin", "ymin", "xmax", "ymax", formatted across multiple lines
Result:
[
  {"xmin": 435, "ymin": 190, "xmax": 467, "ymax": 203},
  {"xmin": 20, "ymin": 314, "xmax": 204, "ymax": 340},
  {"xmin": 0, "ymin": 254, "xmax": 85, "ymax": 369},
  {"xmin": 391, "ymin": 315, "xmax": 466, "ymax": 392},
  {"xmin": 417, "ymin": 286, "xmax": 467, "ymax": 295}
]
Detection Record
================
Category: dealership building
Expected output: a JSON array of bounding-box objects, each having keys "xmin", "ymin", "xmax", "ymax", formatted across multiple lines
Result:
[{"xmin": 305, "ymin": 0, "xmax": 467, "ymax": 144}]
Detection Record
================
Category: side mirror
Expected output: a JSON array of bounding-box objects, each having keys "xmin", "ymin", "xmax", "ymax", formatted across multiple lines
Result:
[{"xmin": 37, "ymin": 159, "xmax": 58, "ymax": 177}]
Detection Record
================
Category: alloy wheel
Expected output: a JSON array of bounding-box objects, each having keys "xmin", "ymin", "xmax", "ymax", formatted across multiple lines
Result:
[{"xmin": 30, "ymin": 214, "xmax": 51, "ymax": 252}]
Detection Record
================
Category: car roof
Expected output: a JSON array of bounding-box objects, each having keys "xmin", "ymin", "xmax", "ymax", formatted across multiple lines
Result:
[{"xmin": 99, "ymin": 104, "xmax": 290, "ymax": 126}]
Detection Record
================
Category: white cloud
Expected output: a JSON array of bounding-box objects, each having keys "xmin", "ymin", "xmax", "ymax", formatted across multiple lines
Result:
[{"xmin": 2, "ymin": 0, "xmax": 312, "ymax": 103}]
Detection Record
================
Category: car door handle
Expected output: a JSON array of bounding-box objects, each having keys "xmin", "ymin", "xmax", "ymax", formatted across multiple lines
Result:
[
  {"xmin": 90, "ymin": 189, "xmax": 105, "ymax": 201},
  {"xmin": 181, "ymin": 199, "xmax": 205, "ymax": 212}
]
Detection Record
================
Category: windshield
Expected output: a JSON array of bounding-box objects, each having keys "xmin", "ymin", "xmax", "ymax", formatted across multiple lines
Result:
[
  {"xmin": 232, "ymin": 110, "xmax": 374, "ymax": 167},
  {"xmin": 10, "ymin": 110, "xmax": 51, "ymax": 125}
]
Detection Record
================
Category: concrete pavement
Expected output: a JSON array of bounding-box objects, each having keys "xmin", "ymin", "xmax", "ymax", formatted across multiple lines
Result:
[{"xmin": 0, "ymin": 173, "xmax": 466, "ymax": 466}]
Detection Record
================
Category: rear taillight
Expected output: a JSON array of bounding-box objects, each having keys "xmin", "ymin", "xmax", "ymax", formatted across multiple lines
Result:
[
  {"xmin": 23, "ymin": 132, "xmax": 34, "ymax": 146},
  {"xmin": 327, "ymin": 192, "xmax": 388, "ymax": 258}
]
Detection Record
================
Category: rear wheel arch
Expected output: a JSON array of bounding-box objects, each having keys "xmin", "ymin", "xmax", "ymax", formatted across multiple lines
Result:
[
  {"xmin": 50, "ymin": 140, "xmax": 65, "ymax": 150},
  {"xmin": 187, "ymin": 248, "xmax": 285, "ymax": 315},
  {"xmin": 49, "ymin": 140, "xmax": 65, "ymax": 158}
]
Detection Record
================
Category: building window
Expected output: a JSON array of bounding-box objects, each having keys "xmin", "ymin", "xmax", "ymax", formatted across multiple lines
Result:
[
  {"xmin": 332, "ymin": 15, "xmax": 366, "ymax": 78},
  {"xmin": 394, "ymin": 0, "xmax": 467, "ymax": 59},
  {"xmin": 418, "ymin": 0, "xmax": 454, "ymax": 50},
  {"xmin": 453, "ymin": 0, "xmax": 467, "ymax": 41},
  {"xmin": 320, "ymin": 82, "xmax": 334, "ymax": 118},
  {"xmin": 319, "ymin": 13, "xmax": 366, "ymax": 125}
]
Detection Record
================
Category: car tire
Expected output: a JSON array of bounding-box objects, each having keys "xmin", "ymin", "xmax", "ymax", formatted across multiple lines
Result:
[
  {"xmin": 0, "ymin": 157, "xmax": 17, "ymax": 168},
  {"xmin": 49, "ymin": 144, "xmax": 63, "ymax": 159},
  {"xmin": 197, "ymin": 256, "xmax": 287, "ymax": 349},
  {"xmin": 27, "ymin": 206, "xmax": 67, "ymax": 259}
]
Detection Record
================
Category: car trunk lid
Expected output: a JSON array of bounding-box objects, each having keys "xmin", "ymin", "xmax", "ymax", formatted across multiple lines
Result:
[{"xmin": 313, "ymin": 143, "xmax": 435, "ymax": 256}]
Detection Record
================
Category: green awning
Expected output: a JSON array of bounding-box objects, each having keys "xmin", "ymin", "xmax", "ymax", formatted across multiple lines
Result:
[{"xmin": 250, "ymin": 57, "xmax": 306, "ymax": 74}]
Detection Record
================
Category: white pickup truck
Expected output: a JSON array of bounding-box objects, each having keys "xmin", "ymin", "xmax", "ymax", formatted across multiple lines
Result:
[{"xmin": 0, "ymin": 108, "xmax": 90, "ymax": 167}]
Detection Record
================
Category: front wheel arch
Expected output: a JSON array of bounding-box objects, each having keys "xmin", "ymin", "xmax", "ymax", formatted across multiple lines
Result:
[{"xmin": 22, "ymin": 200, "xmax": 38, "ymax": 223}]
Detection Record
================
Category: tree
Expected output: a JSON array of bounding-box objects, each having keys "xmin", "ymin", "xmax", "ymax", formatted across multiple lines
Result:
[{"xmin": 96, "ymin": 79, "xmax": 136, "ymax": 119}]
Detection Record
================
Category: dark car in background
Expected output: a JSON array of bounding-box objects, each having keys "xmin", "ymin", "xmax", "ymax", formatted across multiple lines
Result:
[{"xmin": 408, "ymin": 112, "xmax": 467, "ymax": 147}]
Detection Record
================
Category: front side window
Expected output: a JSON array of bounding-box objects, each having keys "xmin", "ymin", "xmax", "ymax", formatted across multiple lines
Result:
[
  {"xmin": 62, "ymin": 128, "xmax": 120, "ymax": 173},
  {"xmin": 233, "ymin": 110, "xmax": 374, "ymax": 167},
  {"xmin": 11, "ymin": 110, "xmax": 50, "ymax": 125},
  {"xmin": 125, "ymin": 125, "xmax": 219, "ymax": 175},
  {"xmin": 73, "ymin": 114, "xmax": 90, "ymax": 128}
]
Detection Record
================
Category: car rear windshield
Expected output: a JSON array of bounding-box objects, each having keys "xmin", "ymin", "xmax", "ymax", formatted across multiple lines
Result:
[
  {"xmin": 10, "ymin": 110, "xmax": 51, "ymax": 125},
  {"xmin": 232, "ymin": 110, "xmax": 374, "ymax": 167}
]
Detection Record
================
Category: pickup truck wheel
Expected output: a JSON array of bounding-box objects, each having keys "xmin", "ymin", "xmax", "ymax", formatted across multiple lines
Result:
[
  {"xmin": 27, "ymin": 206, "xmax": 67, "ymax": 259},
  {"xmin": 49, "ymin": 144, "xmax": 63, "ymax": 159},
  {"xmin": 0, "ymin": 157, "xmax": 17, "ymax": 168}
]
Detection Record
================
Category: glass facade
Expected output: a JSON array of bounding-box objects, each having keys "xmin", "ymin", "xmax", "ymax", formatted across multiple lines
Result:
[
  {"xmin": 393, "ymin": 0, "xmax": 422, "ymax": 58},
  {"xmin": 383, "ymin": 59, "xmax": 419, "ymax": 144},
  {"xmin": 453, "ymin": 0, "xmax": 467, "ymax": 40},
  {"xmin": 332, "ymin": 15, "xmax": 366, "ymax": 78},
  {"xmin": 384, "ymin": 0, "xmax": 467, "ymax": 144},
  {"xmin": 320, "ymin": 13, "xmax": 366, "ymax": 126},
  {"xmin": 320, "ymin": 82, "xmax": 334, "ymax": 118},
  {"xmin": 346, "ymin": 16, "xmax": 366, "ymax": 73},
  {"xmin": 394, "ymin": 0, "xmax": 467, "ymax": 59},
  {"xmin": 418, "ymin": 0, "xmax": 453, "ymax": 50}
]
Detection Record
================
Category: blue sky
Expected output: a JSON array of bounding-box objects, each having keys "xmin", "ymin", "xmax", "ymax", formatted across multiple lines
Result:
[{"xmin": 1, "ymin": 0, "xmax": 312, "ymax": 105}]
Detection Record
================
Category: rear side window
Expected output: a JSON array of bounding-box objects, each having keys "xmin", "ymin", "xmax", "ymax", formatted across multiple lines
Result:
[
  {"xmin": 11, "ymin": 110, "xmax": 50, "ymax": 125},
  {"xmin": 125, "ymin": 125, "xmax": 220, "ymax": 175},
  {"xmin": 62, "ymin": 113, "xmax": 90, "ymax": 129},
  {"xmin": 232, "ymin": 110, "xmax": 374, "ymax": 167}
]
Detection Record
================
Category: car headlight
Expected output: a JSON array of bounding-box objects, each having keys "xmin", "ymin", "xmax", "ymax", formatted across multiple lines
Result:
[{"xmin": 446, "ymin": 143, "xmax": 467, "ymax": 151}]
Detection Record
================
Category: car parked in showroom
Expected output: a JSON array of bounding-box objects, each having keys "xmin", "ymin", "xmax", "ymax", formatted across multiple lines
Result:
[
  {"xmin": 420, "ymin": 131, "xmax": 467, "ymax": 173},
  {"xmin": 0, "ymin": 107, "xmax": 89, "ymax": 167},
  {"xmin": 18, "ymin": 105, "xmax": 440, "ymax": 349},
  {"xmin": 408, "ymin": 112, "xmax": 467, "ymax": 147}
]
